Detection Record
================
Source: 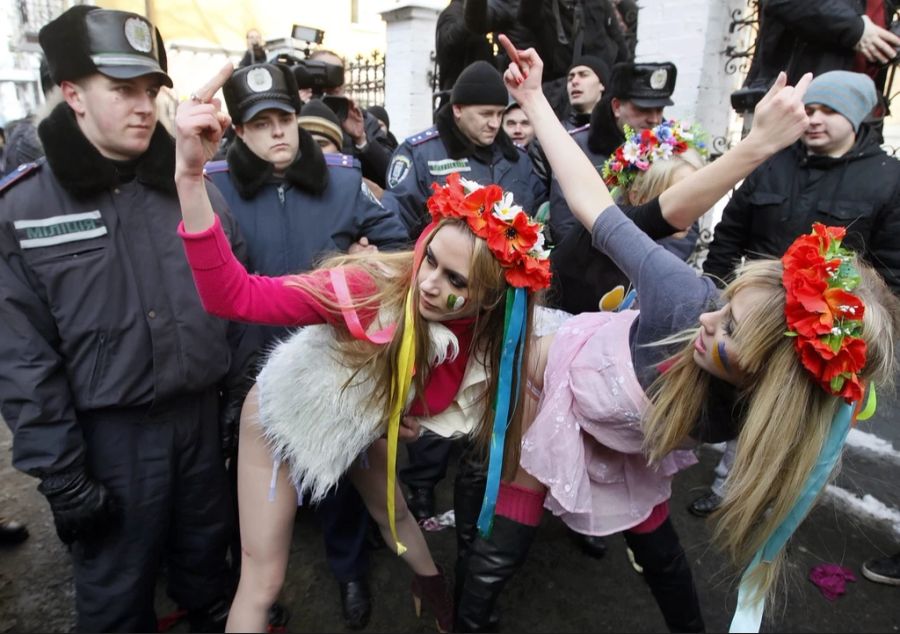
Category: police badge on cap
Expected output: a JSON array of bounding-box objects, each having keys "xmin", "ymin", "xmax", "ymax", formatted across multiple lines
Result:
[
  {"xmin": 39, "ymin": 5, "xmax": 172, "ymax": 87},
  {"xmin": 223, "ymin": 63, "xmax": 304, "ymax": 124},
  {"xmin": 610, "ymin": 62, "xmax": 677, "ymax": 109}
]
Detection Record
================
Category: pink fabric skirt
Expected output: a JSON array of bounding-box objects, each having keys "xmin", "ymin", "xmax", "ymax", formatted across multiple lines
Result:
[{"xmin": 521, "ymin": 310, "xmax": 696, "ymax": 536}]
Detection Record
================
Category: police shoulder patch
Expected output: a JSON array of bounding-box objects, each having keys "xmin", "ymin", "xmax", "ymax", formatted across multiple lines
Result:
[
  {"xmin": 325, "ymin": 153, "xmax": 360, "ymax": 169},
  {"xmin": 387, "ymin": 154, "xmax": 412, "ymax": 188},
  {"xmin": 0, "ymin": 160, "xmax": 43, "ymax": 194},
  {"xmin": 203, "ymin": 160, "xmax": 229, "ymax": 176},
  {"xmin": 408, "ymin": 126, "xmax": 439, "ymax": 147}
]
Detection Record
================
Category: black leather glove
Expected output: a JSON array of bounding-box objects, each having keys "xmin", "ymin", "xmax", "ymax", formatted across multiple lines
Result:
[
  {"xmin": 37, "ymin": 465, "xmax": 116, "ymax": 545},
  {"xmin": 219, "ymin": 392, "xmax": 244, "ymax": 461}
]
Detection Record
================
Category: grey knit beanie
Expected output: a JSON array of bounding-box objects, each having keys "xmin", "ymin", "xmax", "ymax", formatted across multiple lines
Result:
[{"xmin": 803, "ymin": 71, "xmax": 878, "ymax": 132}]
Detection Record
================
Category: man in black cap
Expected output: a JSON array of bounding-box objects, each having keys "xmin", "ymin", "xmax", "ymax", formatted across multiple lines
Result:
[
  {"xmin": 205, "ymin": 62, "xmax": 408, "ymax": 631},
  {"xmin": 382, "ymin": 60, "xmax": 546, "ymax": 237},
  {"xmin": 564, "ymin": 55, "xmax": 609, "ymax": 130},
  {"xmin": 0, "ymin": 6, "xmax": 255, "ymax": 631}
]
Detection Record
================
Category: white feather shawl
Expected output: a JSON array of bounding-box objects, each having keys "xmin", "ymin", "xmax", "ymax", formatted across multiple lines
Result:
[{"xmin": 256, "ymin": 321, "xmax": 488, "ymax": 502}]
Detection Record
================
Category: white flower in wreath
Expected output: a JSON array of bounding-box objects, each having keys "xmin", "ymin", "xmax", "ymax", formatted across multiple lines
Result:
[
  {"xmin": 493, "ymin": 192, "xmax": 523, "ymax": 222},
  {"xmin": 622, "ymin": 141, "xmax": 641, "ymax": 163}
]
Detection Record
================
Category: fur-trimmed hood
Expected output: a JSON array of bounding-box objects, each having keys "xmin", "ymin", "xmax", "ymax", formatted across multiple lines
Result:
[
  {"xmin": 225, "ymin": 126, "xmax": 329, "ymax": 200},
  {"xmin": 434, "ymin": 103, "xmax": 520, "ymax": 163},
  {"xmin": 38, "ymin": 102, "xmax": 176, "ymax": 199}
]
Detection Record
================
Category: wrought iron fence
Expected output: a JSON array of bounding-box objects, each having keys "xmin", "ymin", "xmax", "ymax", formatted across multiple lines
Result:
[
  {"xmin": 345, "ymin": 50, "xmax": 385, "ymax": 110},
  {"xmin": 723, "ymin": 0, "xmax": 760, "ymax": 76}
]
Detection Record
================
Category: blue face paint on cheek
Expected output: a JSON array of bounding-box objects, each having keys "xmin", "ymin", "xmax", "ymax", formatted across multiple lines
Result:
[{"xmin": 712, "ymin": 340, "xmax": 731, "ymax": 373}]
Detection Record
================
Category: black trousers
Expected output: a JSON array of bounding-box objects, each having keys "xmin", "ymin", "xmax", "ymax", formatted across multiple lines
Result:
[
  {"xmin": 73, "ymin": 390, "xmax": 234, "ymax": 632},
  {"xmin": 399, "ymin": 429, "xmax": 456, "ymax": 490},
  {"xmin": 314, "ymin": 477, "xmax": 370, "ymax": 583}
]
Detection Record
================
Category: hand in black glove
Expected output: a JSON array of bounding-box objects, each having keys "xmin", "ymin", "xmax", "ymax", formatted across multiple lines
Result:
[
  {"xmin": 219, "ymin": 393, "xmax": 244, "ymax": 461},
  {"xmin": 37, "ymin": 465, "xmax": 116, "ymax": 545}
]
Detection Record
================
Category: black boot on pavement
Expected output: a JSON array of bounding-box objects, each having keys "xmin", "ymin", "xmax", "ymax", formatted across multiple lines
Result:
[
  {"xmin": 861, "ymin": 552, "xmax": 900, "ymax": 586},
  {"xmin": 0, "ymin": 516, "xmax": 29, "ymax": 545},
  {"xmin": 339, "ymin": 578, "xmax": 372, "ymax": 630},
  {"xmin": 406, "ymin": 486, "xmax": 435, "ymax": 522},
  {"xmin": 570, "ymin": 529, "xmax": 608, "ymax": 559}
]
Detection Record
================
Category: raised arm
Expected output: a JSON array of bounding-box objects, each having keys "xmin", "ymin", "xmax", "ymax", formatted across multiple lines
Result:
[
  {"xmin": 174, "ymin": 63, "xmax": 234, "ymax": 233},
  {"xmin": 658, "ymin": 72, "xmax": 812, "ymax": 230},
  {"xmin": 501, "ymin": 35, "xmax": 812, "ymax": 234},
  {"xmin": 499, "ymin": 35, "xmax": 616, "ymax": 234}
]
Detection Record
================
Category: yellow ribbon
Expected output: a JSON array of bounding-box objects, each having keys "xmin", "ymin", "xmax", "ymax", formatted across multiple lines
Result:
[{"xmin": 385, "ymin": 287, "xmax": 416, "ymax": 555}]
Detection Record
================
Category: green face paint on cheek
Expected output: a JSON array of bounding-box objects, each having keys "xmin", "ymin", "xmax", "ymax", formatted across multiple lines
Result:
[{"xmin": 447, "ymin": 294, "xmax": 466, "ymax": 311}]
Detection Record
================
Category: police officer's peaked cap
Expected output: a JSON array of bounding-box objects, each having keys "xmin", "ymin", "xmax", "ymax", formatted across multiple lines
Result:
[
  {"xmin": 39, "ymin": 6, "xmax": 172, "ymax": 87},
  {"xmin": 223, "ymin": 63, "xmax": 304, "ymax": 124},
  {"xmin": 609, "ymin": 62, "xmax": 677, "ymax": 108},
  {"xmin": 451, "ymin": 61, "xmax": 508, "ymax": 107}
]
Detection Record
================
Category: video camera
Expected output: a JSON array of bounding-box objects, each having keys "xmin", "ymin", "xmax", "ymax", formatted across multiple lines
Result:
[{"xmin": 269, "ymin": 53, "xmax": 344, "ymax": 95}]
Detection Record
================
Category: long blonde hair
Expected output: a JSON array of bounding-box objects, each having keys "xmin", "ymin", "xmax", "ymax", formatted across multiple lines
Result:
[
  {"xmin": 642, "ymin": 258, "xmax": 899, "ymax": 599},
  {"xmin": 285, "ymin": 218, "xmax": 540, "ymax": 461},
  {"xmin": 622, "ymin": 147, "xmax": 706, "ymax": 207}
]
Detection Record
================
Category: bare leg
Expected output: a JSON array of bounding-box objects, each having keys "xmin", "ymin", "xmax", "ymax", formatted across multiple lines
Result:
[
  {"xmin": 226, "ymin": 385, "xmax": 298, "ymax": 633},
  {"xmin": 511, "ymin": 334, "xmax": 553, "ymax": 493},
  {"xmin": 349, "ymin": 439, "xmax": 439, "ymax": 576}
]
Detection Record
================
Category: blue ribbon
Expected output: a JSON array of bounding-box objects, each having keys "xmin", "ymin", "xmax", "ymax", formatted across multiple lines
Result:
[
  {"xmin": 477, "ymin": 287, "xmax": 527, "ymax": 536},
  {"xmin": 729, "ymin": 402, "xmax": 853, "ymax": 633}
]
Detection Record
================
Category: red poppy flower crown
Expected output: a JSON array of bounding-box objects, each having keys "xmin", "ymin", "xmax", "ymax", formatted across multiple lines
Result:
[
  {"xmin": 425, "ymin": 173, "xmax": 552, "ymax": 292},
  {"xmin": 782, "ymin": 223, "xmax": 867, "ymax": 403}
]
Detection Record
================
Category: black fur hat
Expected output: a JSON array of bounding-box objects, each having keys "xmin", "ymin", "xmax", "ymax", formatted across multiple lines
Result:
[
  {"xmin": 39, "ymin": 6, "xmax": 171, "ymax": 87},
  {"xmin": 223, "ymin": 63, "xmax": 303, "ymax": 124}
]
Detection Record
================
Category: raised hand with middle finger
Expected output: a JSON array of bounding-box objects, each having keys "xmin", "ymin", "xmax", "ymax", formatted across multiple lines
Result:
[{"xmin": 174, "ymin": 63, "xmax": 234, "ymax": 181}]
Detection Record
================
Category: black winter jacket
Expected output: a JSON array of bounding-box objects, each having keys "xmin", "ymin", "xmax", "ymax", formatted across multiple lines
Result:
[
  {"xmin": 704, "ymin": 126, "xmax": 900, "ymax": 293},
  {"xmin": 744, "ymin": 0, "xmax": 897, "ymax": 90},
  {"xmin": 0, "ymin": 104, "xmax": 250, "ymax": 476}
]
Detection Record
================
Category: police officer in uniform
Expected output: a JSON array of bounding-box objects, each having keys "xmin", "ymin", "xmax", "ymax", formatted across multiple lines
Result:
[
  {"xmin": 206, "ymin": 62, "xmax": 408, "ymax": 630},
  {"xmin": 382, "ymin": 60, "xmax": 547, "ymax": 238},
  {"xmin": 0, "ymin": 7, "xmax": 251, "ymax": 631}
]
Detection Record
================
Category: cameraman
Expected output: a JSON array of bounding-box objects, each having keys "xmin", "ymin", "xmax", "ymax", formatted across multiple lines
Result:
[
  {"xmin": 306, "ymin": 49, "xmax": 396, "ymax": 189},
  {"xmin": 736, "ymin": 0, "xmax": 899, "ymax": 137},
  {"xmin": 239, "ymin": 28, "xmax": 267, "ymax": 67}
]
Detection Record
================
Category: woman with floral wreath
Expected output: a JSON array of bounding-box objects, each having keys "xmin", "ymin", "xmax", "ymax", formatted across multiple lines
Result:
[
  {"xmin": 449, "ymin": 36, "xmax": 899, "ymax": 633},
  {"xmin": 173, "ymin": 66, "xmax": 553, "ymax": 633}
]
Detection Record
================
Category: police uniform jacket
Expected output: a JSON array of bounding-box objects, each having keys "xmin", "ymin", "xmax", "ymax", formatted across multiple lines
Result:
[
  {"xmin": 382, "ymin": 105, "xmax": 547, "ymax": 238},
  {"xmin": 0, "ymin": 104, "xmax": 250, "ymax": 477},
  {"xmin": 206, "ymin": 129, "xmax": 409, "ymax": 282}
]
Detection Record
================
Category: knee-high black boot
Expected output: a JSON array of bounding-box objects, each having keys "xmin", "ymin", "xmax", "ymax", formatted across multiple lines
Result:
[
  {"xmin": 623, "ymin": 518, "xmax": 705, "ymax": 633},
  {"xmin": 455, "ymin": 515, "xmax": 538, "ymax": 633}
]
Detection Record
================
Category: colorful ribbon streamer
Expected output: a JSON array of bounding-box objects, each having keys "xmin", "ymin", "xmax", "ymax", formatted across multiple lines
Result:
[
  {"xmin": 384, "ymin": 287, "xmax": 416, "ymax": 555},
  {"xmin": 729, "ymin": 402, "xmax": 854, "ymax": 633},
  {"xmin": 477, "ymin": 287, "xmax": 527, "ymax": 536},
  {"xmin": 329, "ymin": 269, "xmax": 396, "ymax": 344}
]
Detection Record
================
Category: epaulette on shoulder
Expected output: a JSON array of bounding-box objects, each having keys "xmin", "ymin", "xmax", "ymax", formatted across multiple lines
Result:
[
  {"xmin": 325, "ymin": 153, "xmax": 361, "ymax": 169},
  {"xmin": 569, "ymin": 123, "xmax": 590, "ymax": 136},
  {"xmin": 0, "ymin": 159, "xmax": 44, "ymax": 194},
  {"xmin": 203, "ymin": 160, "xmax": 229, "ymax": 176},
  {"xmin": 407, "ymin": 127, "xmax": 440, "ymax": 147}
]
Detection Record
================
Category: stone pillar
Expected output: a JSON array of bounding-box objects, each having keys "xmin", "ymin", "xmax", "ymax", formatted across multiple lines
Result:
[
  {"xmin": 635, "ymin": 0, "xmax": 752, "ymax": 232},
  {"xmin": 635, "ymin": 0, "xmax": 748, "ymax": 151},
  {"xmin": 379, "ymin": 0, "xmax": 445, "ymax": 140}
]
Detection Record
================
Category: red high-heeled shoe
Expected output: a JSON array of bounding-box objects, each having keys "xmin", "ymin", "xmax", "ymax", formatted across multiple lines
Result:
[{"xmin": 411, "ymin": 565, "xmax": 453, "ymax": 633}]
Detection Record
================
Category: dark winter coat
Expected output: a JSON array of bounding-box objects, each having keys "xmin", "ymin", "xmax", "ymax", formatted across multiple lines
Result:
[
  {"xmin": 0, "ymin": 103, "xmax": 251, "ymax": 476},
  {"xmin": 704, "ymin": 126, "xmax": 900, "ymax": 293}
]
